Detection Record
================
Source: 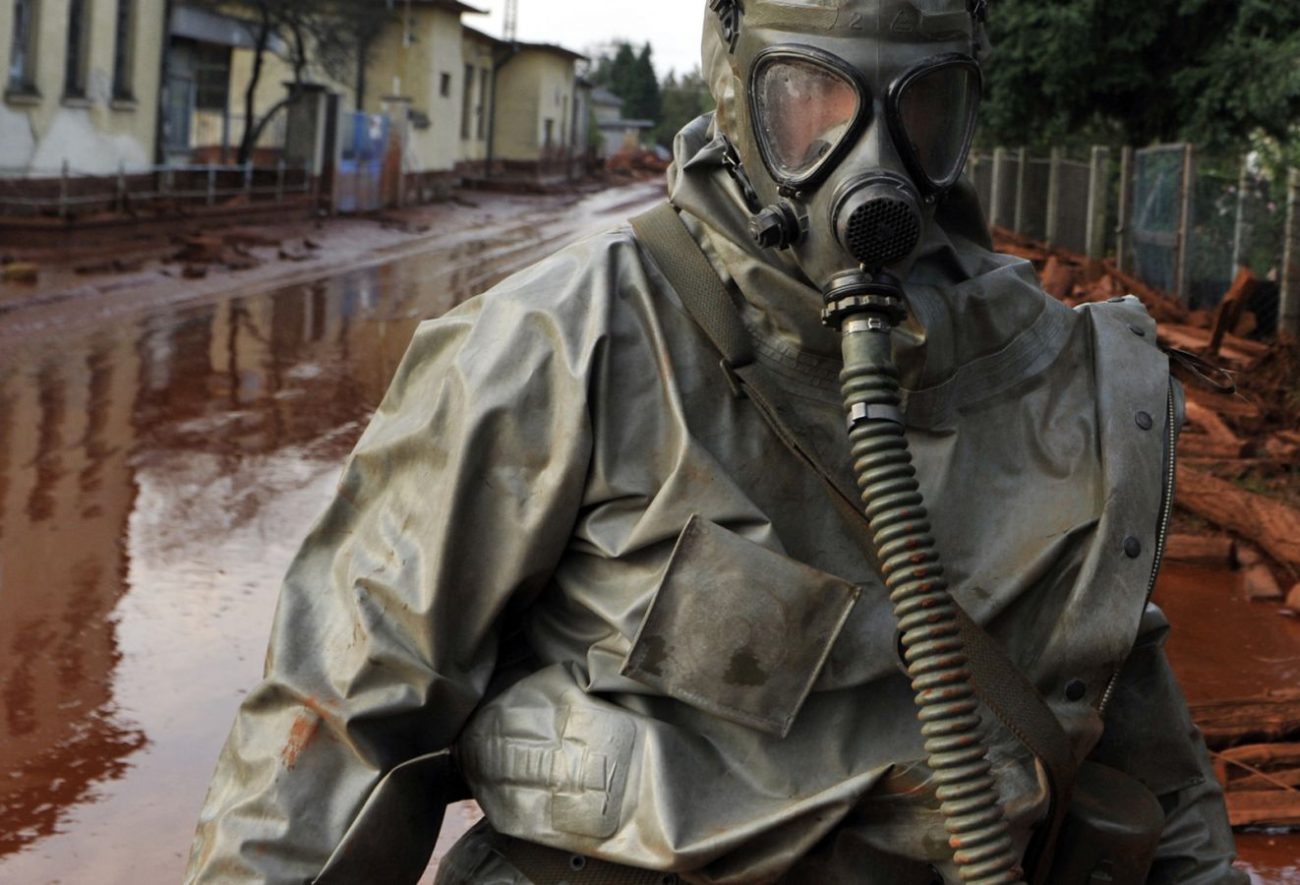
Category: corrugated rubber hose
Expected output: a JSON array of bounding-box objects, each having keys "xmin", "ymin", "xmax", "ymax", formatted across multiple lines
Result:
[{"xmin": 838, "ymin": 311, "xmax": 1025, "ymax": 885}]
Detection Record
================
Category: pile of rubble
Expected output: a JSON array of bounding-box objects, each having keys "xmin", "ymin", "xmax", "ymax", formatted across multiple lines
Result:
[
  {"xmin": 996, "ymin": 227, "xmax": 1300, "ymax": 828},
  {"xmin": 605, "ymin": 147, "xmax": 671, "ymax": 179}
]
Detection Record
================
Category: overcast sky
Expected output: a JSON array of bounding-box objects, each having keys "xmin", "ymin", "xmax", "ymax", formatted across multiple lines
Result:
[{"xmin": 467, "ymin": 0, "xmax": 708, "ymax": 78}]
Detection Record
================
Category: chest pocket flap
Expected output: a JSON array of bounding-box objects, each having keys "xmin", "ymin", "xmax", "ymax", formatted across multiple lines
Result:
[{"xmin": 621, "ymin": 515, "xmax": 861, "ymax": 738}]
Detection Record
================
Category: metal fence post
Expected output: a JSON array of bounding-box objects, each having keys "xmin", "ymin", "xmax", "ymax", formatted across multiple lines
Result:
[
  {"xmin": 1231, "ymin": 155, "xmax": 1250, "ymax": 274},
  {"xmin": 1045, "ymin": 147, "xmax": 1063, "ymax": 247},
  {"xmin": 1086, "ymin": 146, "xmax": 1111, "ymax": 260},
  {"xmin": 1174, "ymin": 143, "xmax": 1196, "ymax": 305},
  {"xmin": 59, "ymin": 159, "xmax": 70, "ymax": 219},
  {"xmin": 244, "ymin": 161, "xmax": 253, "ymax": 200},
  {"xmin": 1281, "ymin": 168, "xmax": 1300, "ymax": 338},
  {"xmin": 207, "ymin": 164, "xmax": 216, "ymax": 206},
  {"xmin": 990, "ymin": 146, "xmax": 1009, "ymax": 230},
  {"xmin": 116, "ymin": 162, "xmax": 127, "ymax": 213},
  {"xmin": 1013, "ymin": 147, "xmax": 1029, "ymax": 235},
  {"xmin": 1116, "ymin": 146, "xmax": 1134, "ymax": 273},
  {"xmin": 276, "ymin": 159, "xmax": 285, "ymax": 203}
]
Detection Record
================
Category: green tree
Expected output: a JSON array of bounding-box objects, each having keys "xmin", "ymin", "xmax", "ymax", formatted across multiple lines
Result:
[
  {"xmin": 980, "ymin": 0, "xmax": 1300, "ymax": 158},
  {"xmin": 590, "ymin": 41, "xmax": 662, "ymax": 123},
  {"xmin": 197, "ymin": 0, "xmax": 390, "ymax": 164},
  {"xmin": 654, "ymin": 68, "xmax": 715, "ymax": 146}
]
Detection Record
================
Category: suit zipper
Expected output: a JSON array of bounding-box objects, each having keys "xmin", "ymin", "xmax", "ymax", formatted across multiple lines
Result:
[{"xmin": 1099, "ymin": 382, "xmax": 1178, "ymax": 716}]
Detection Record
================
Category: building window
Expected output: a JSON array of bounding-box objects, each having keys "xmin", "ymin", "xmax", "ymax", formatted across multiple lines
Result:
[
  {"xmin": 7, "ymin": 0, "xmax": 38, "ymax": 93},
  {"xmin": 440, "ymin": 72, "xmax": 451, "ymax": 98},
  {"xmin": 65, "ymin": 0, "xmax": 90, "ymax": 98},
  {"xmin": 477, "ymin": 67, "xmax": 490, "ymax": 140},
  {"xmin": 460, "ymin": 63, "xmax": 473, "ymax": 139},
  {"xmin": 112, "ymin": 0, "xmax": 135, "ymax": 100}
]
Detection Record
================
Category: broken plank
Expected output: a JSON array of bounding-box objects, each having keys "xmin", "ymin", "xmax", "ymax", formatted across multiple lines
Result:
[
  {"xmin": 1226, "ymin": 791, "xmax": 1300, "ymax": 828},
  {"xmin": 1218, "ymin": 743, "xmax": 1300, "ymax": 768},
  {"xmin": 1160, "ymin": 323, "xmax": 1269, "ymax": 366},
  {"xmin": 1164, "ymin": 534, "xmax": 1236, "ymax": 567},
  {"xmin": 1207, "ymin": 267, "xmax": 1259, "ymax": 359},
  {"xmin": 1227, "ymin": 768, "xmax": 1300, "ymax": 792},
  {"xmin": 1175, "ymin": 466, "xmax": 1300, "ymax": 569},
  {"xmin": 1178, "ymin": 434, "xmax": 1248, "ymax": 459},
  {"xmin": 1184, "ymin": 400, "xmax": 1247, "ymax": 448},
  {"xmin": 1192, "ymin": 693, "xmax": 1300, "ymax": 747}
]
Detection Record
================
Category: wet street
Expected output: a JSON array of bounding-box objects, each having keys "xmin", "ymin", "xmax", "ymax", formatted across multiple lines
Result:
[
  {"xmin": 0, "ymin": 179, "xmax": 1296, "ymax": 882},
  {"xmin": 0, "ymin": 183, "xmax": 661, "ymax": 883}
]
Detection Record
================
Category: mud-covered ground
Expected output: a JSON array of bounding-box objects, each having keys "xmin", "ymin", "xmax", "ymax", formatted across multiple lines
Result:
[{"xmin": 0, "ymin": 179, "xmax": 1295, "ymax": 882}]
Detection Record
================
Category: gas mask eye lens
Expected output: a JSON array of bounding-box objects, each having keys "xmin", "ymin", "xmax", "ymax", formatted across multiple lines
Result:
[
  {"xmin": 753, "ymin": 57, "xmax": 864, "ymax": 184},
  {"xmin": 895, "ymin": 61, "xmax": 981, "ymax": 190}
]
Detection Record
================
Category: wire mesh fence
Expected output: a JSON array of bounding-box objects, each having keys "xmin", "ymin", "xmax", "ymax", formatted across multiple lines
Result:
[{"xmin": 970, "ymin": 144, "xmax": 1300, "ymax": 338}]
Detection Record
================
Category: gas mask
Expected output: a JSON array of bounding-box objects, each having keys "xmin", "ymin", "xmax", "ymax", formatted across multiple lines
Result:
[
  {"xmin": 706, "ymin": 0, "xmax": 985, "ymax": 310},
  {"xmin": 703, "ymin": 9, "xmax": 1027, "ymax": 884}
]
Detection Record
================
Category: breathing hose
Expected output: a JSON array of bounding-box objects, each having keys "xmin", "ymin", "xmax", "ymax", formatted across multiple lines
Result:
[{"xmin": 827, "ymin": 287, "xmax": 1025, "ymax": 885}]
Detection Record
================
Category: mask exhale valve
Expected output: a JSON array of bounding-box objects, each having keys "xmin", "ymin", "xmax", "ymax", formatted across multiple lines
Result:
[{"xmin": 826, "ymin": 280, "xmax": 1026, "ymax": 885}]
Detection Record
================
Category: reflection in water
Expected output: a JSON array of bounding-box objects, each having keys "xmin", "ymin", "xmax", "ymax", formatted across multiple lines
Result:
[
  {"xmin": 0, "ymin": 184, "xmax": 732, "ymax": 882},
  {"xmin": 0, "ymin": 235, "xmax": 510, "ymax": 878},
  {"xmin": 0, "ymin": 336, "xmax": 145, "ymax": 857}
]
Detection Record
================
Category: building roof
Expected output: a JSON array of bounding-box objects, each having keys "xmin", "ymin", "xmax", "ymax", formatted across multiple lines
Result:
[
  {"xmin": 513, "ymin": 40, "xmax": 587, "ymax": 62},
  {"xmin": 460, "ymin": 25, "xmax": 585, "ymax": 62},
  {"xmin": 599, "ymin": 119, "xmax": 656, "ymax": 130},
  {"xmin": 591, "ymin": 88, "xmax": 624, "ymax": 107},
  {"xmin": 462, "ymin": 25, "xmax": 507, "ymax": 47},
  {"xmin": 406, "ymin": 0, "xmax": 488, "ymax": 15}
]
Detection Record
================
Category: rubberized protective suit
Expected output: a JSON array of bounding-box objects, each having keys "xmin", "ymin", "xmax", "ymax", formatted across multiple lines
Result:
[{"xmin": 186, "ymin": 14, "xmax": 1243, "ymax": 885}]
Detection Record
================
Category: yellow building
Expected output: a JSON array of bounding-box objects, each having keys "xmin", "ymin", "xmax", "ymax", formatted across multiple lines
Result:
[
  {"xmin": 458, "ymin": 25, "xmax": 498, "ymax": 174},
  {"xmin": 2, "ymin": 0, "xmax": 166, "ymax": 173},
  {"xmin": 489, "ymin": 40, "xmax": 586, "ymax": 178}
]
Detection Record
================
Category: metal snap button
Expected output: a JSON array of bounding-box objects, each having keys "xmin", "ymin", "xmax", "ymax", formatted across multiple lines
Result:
[
  {"xmin": 1066, "ymin": 680, "xmax": 1087, "ymax": 702},
  {"xmin": 1124, "ymin": 536, "xmax": 1143, "ymax": 559},
  {"xmin": 1129, "ymin": 324, "xmax": 1147, "ymax": 338},
  {"xmin": 1136, "ymin": 411, "xmax": 1154, "ymax": 431}
]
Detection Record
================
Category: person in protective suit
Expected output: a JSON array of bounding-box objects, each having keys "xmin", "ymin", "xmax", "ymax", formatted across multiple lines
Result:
[{"xmin": 185, "ymin": 2, "xmax": 1246, "ymax": 883}]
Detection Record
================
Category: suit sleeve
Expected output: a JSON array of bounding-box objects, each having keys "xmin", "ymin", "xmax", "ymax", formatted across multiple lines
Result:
[{"xmin": 184, "ymin": 281, "xmax": 597, "ymax": 884}]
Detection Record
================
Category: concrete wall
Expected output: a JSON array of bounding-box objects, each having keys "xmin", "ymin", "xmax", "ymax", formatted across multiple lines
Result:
[
  {"xmin": 1, "ymin": 0, "xmax": 166, "ymax": 173},
  {"xmin": 493, "ymin": 49, "xmax": 576, "ymax": 163}
]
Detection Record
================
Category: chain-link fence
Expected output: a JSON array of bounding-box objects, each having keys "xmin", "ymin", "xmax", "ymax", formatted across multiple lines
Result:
[{"xmin": 970, "ymin": 145, "xmax": 1300, "ymax": 338}]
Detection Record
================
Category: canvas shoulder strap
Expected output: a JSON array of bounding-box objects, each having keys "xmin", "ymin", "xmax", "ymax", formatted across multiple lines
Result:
[{"xmin": 630, "ymin": 202, "xmax": 1078, "ymax": 882}]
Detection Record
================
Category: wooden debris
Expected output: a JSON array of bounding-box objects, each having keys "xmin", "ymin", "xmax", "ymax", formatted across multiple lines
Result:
[
  {"xmin": 1192, "ymin": 697, "xmax": 1300, "ymax": 750},
  {"xmin": 2, "ymin": 261, "xmax": 39, "ymax": 283},
  {"xmin": 1244, "ymin": 562, "xmax": 1285, "ymax": 602},
  {"xmin": 1175, "ymin": 466, "xmax": 1300, "ymax": 569},
  {"xmin": 1184, "ymin": 401, "xmax": 1246, "ymax": 450},
  {"xmin": 1206, "ymin": 267, "xmax": 1259, "ymax": 359},
  {"xmin": 1040, "ymin": 256, "xmax": 1077, "ymax": 300},
  {"xmin": 1164, "ymin": 534, "xmax": 1236, "ymax": 568},
  {"xmin": 1225, "ymin": 791, "xmax": 1300, "ymax": 827}
]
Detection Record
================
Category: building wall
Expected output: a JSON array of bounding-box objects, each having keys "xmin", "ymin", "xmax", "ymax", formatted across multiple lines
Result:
[
  {"xmin": 366, "ymin": 5, "xmax": 464, "ymax": 174},
  {"xmin": 493, "ymin": 50, "xmax": 575, "ymax": 163},
  {"xmin": 1, "ymin": 0, "xmax": 166, "ymax": 173},
  {"xmin": 458, "ymin": 34, "xmax": 494, "ymax": 166}
]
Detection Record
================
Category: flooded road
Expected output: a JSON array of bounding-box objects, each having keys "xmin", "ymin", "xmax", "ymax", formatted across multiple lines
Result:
[
  {"xmin": 0, "ymin": 183, "xmax": 662, "ymax": 883},
  {"xmin": 1157, "ymin": 564, "xmax": 1300, "ymax": 883},
  {"xmin": 0, "ymin": 179, "xmax": 1296, "ymax": 882}
]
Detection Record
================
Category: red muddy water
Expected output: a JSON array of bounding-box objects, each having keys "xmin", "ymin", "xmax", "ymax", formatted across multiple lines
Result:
[{"xmin": 0, "ymin": 181, "xmax": 1296, "ymax": 882}]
